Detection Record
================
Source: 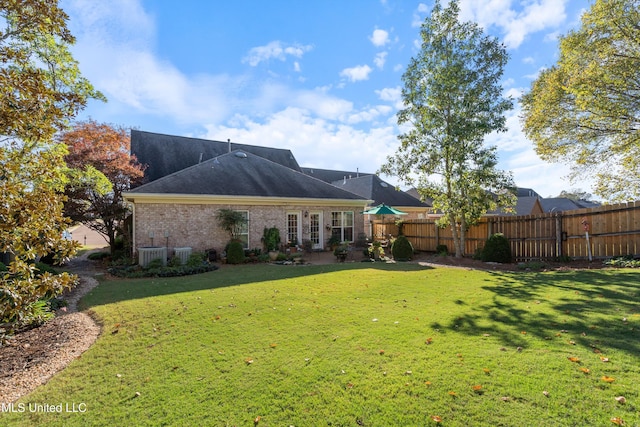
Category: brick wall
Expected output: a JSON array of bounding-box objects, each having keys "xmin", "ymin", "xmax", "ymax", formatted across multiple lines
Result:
[{"xmin": 133, "ymin": 202, "xmax": 367, "ymax": 257}]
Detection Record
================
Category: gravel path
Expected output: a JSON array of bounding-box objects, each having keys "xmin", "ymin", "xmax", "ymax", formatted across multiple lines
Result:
[{"xmin": 0, "ymin": 256, "xmax": 103, "ymax": 405}]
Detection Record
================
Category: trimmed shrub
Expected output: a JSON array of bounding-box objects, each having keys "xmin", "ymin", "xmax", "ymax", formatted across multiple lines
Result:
[
  {"xmin": 391, "ymin": 235, "xmax": 414, "ymax": 261},
  {"xmin": 480, "ymin": 233, "xmax": 512, "ymax": 263},
  {"xmin": 186, "ymin": 252, "xmax": 206, "ymax": 267},
  {"xmin": 168, "ymin": 256, "xmax": 183, "ymax": 267},
  {"xmin": 435, "ymin": 244, "xmax": 448, "ymax": 256},
  {"xmin": 604, "ymin": 256, "xmax": 640, "ymax": 268},
  {"xmin": 88, "ymin": 251, "xmax": 110, "ymax": 261},
  {"xmin": 226, "ymin": 240, "xmax": 246, "ymax": 265}
]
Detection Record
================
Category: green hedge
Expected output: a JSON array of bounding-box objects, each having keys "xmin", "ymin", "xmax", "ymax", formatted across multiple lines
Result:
[{"xmin": 391, "ymin": 235, "xmax": 414, "ymax": 261}]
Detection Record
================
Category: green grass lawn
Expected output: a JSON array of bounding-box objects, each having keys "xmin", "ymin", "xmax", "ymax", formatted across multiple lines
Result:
[{"xmin": 2, "ymin": 263, "xmax": 640, "ymax": 426}]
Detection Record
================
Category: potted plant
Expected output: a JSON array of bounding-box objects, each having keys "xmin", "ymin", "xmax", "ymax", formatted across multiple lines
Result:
[
  {"xmin": 289, "ymin": 236, "xmax": 299, "ymax": 253},
  {"xmin": 327, "ymin": 234, "xmax": 341, "ymax": 251},
  {"xmin": 334, "ymin": 244, "xmax": 349, "ymax": 262},
  {"xmin": 262, "ymin": 227, "xmax": 281, "ymax": 261},
  {"xmin": 368, "ymin": 241, "xmax": 385, "ymax": 260}
]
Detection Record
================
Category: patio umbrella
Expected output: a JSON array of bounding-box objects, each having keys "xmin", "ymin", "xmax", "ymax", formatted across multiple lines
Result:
[
  {"xmin": 362, "ymin": 203, "xmax": 407, "ymax": 216},
  {"xmin": 363, "ymin": 204, "xmax": 407, "ymax": 242}
]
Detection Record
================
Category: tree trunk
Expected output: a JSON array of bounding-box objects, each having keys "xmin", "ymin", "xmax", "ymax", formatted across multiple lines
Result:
[
  {"xmin": 449, "ymin": 213, "xmax": 463, "ymax": 258},
  {"xmin": 459, "ymin": 216, "xmax": 467, "ymax": 258}
]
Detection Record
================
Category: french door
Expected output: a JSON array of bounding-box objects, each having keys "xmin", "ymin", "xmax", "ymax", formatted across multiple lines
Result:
[{"xmin": 309, "ymin": 212, "xmax": 323, "ymax": 250}]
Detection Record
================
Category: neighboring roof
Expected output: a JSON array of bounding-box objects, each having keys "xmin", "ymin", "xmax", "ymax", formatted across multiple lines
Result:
[
  {"xmin": 489, "ymin": 196, "xmax": 544, "ymax": 216},
  {"xmin": 330, "ymin": 175, "xmax": 431, "ymax": 208},
  {"xmin": 516, "ymin": 187, "xmax": 541, "ymax": 198},
  {"xmin": 132, "ymin": 130, "xmax": 302, "ymax": 183},
  {"xmin": 406, "ymin": 187, "xmax": 434, "ymax": 206},
  {"xmin": 540, "ymin": 198, "xmax": 601, "ymax": 212},
  {"xmin": 127, "ymin": 150, "xmax": 369, "ymax": 201},
  {"xmin": 301, "ymin": 167, "xmax": 373, "ymax": 183}
]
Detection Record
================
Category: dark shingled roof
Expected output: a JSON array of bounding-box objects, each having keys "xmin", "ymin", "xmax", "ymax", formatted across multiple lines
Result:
[
  {"xmin": 129, "ymin": 150, "xmax": 369, "ymax": 200},
  {"xmin": 330, "ymin": 175, "xmax": 431, "ymax": 207},
  {"xmin": 488, "ymin": 196, "xmax": 543, "ymax": 215},
  {"xmin": 301, "ymin": 167, "xmax": 373, "ymax": 183},
  {"xmin": 132, "ymin": 130, "xmax": 302, "ymax": 183},
  {"xmin": 540, "ymin": 198, "xmax": 582, "ymax": 212},
  {"xmin": 516, "ymin": 187, "xmax": 541, "ymax": 198}
]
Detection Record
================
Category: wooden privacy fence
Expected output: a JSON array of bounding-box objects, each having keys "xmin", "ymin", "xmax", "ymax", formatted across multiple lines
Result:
[{"xmin": 372, "ymin": 201, "xmax": 640, "ymax": 261}]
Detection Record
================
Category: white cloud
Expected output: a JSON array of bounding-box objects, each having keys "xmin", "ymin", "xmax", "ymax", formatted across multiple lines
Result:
[
  {"xmin": 203, "ymin": 108, "xmax": 398, "ymax": 174},
  {"xmin": 412, "ymin": 3, "xmax": 429, "ymax": 27},
  {"xmin": 340, "ymin": 65, "xmax": 373, "ymax": 82},
  {"xmin": 522, "ymin": 56, "xmax": 535, "ymax": 65},
  {"xmin": 345, "ymin": 105, "xmax": 393, "ymax": 125},
  {"xmin": 459, "ymin": 0, "xmax": 569, "ymax": 49},
  {"xmin": 242, "ymin": 41, "xmax": 313, "ymax": 66},
  {"xmin": 374, "ymin": 52, "xmax": 388, "ymax": 69},
  {"xmin": 524, "ymin": 66, "xmax": 547, "ymax": 80},
  {"xmin": 376, "ymin": 86, "xmax": 403, "ymax": 110},
  {"xmin": 370, "ymin": 28, "xmax": 390, "ymax": 47}
]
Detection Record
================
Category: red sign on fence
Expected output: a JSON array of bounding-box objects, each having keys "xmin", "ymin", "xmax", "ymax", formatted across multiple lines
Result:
[{"xmin": 581, "ymin": 217, "xmax": 589, "ymax": 232}]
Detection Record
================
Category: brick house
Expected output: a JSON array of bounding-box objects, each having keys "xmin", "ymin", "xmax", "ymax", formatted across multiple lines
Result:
[{"xmin": 124, "ymin": 132, "xmax": 371, "ymax": 256}]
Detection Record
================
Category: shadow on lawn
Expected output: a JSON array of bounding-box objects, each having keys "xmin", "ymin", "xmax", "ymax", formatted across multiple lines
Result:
[
  {"xmin": 79, "ymin": 261, "xmax": 433, "ymax": 309},
  {"xmin": 433, "ymin": 269, "xmax": 640, "ymax": 356}
]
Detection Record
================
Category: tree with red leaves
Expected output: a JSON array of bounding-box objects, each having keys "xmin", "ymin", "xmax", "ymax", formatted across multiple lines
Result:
[{"xmin": 59, "ymin": 120, "xmax": 145, "ymax": 255}]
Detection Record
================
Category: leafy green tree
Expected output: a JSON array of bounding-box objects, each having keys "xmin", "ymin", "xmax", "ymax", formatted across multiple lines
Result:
[
  {"xmin": 59, "ymin": 120, "xmax": 145, "ymax": 255},
  {"xmin": 380, "ymin": 0, "xmax": 515, "ymax": 258},
  {"xmin": 0, "ymin": 0, "xmax": 103, "ymax": 341},
  {"xmin": 556, "ymin": 189, "xmax": 593, "ymax": 202},
  {"xmin": 216, "ymin": 209, "xmax": 248, "ymax": 241},
  {"xmin": 521, "ymin": 0, "xmax": 640, "ymax": 202}
]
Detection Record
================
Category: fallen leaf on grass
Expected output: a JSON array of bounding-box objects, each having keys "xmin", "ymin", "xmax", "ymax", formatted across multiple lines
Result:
[
  {"xmin": 483, "ymin": 368, "xmax": 491, "ymax": 374},
  {"xmin": 425, "ymin": 381, "xmax": 432, "ymax": 386},
  {"xmin": 448, "ymin": 391, "xmax": 457, "ymax": 396},
  {"xmin": 521, "ymin": 331, "xmax": 527, "ymax": 335},
  {"xmin": 472, "ymin": 385, "xmax": 483, "ymax": 393},
  {"xmin": 245, "ymin": 358, "xmax": 254, "ymax": 365},
  {"xmin": 543, "ymin": 391, "xmax": 550, "ymax": 397},
  {"xmin": 568, "ymin": 357, "xmax": 580, "ymax": 363},
  {"xmin": 379, "ymin": 349, "xmax": 385, "ymax": 355},
  {"xmin": 615, "ymin": 396, "xmax": 626, "ymax": 404},
  {"xmin": 269, "ymin": 343, "xmax": 277, "ymax": 348},
  {"xmin": 580, "ymin": 367, "xmax": 590, "ymax": 374},
  {"xmin": 431, "ymin": 415, "xmax": 442, "ymax": 423},
  {"xmin": 501, "ymin": 396, "xmax": 511, "ymax": 401},
  {"xmin": 602, "ymin": 376, "xmax": 615, "ymax": 383},
  {"xmin": 610, "ymin": 417, "xmax": 624, "ymax": 425},
  {"xmin": 601, "ymin": 357, "xmax": 610, "ymax": 362},
  {"xmin": 426, "ymin": 337, "xmax": 433, "ymax": 345},
  {"xmin": 253, "ymin": 416, "xmax": 261, "ymax": 425}
]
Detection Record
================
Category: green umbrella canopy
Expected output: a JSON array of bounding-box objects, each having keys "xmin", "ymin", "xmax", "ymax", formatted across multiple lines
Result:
[{"xmin": 362, "ymin": 203, "xmax": 407, "ymax": 215}]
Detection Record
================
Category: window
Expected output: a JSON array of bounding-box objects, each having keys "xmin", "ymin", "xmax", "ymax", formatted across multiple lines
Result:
[
  {"xmin": 331, "ymin": 211, "xmax": 354, "ymax": 242},
  {"xmin": 235, "ymin": 211, "xmax": 249, "ymax": 249},
  {"xmin": 286, "ymin": 212, "xmax": 301, "ymax": 246}
]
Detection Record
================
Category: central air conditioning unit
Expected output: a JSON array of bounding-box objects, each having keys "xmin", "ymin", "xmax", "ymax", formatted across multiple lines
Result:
[
  {"xmin": 174, "ymin": 247, "xmax": 193, "ymax": 265},
  {"xmin": 138, "ymin": 247, "xmax": 167, "ymax": 267}
]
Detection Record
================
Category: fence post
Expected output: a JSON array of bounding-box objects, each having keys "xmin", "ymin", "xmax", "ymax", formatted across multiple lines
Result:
[
  {"xmin": 555, "ymin": 213, "xmax": 562, "ymax": 259},
  {"xmin": 435, "ymin": 223, "xmax": 439, "ymax": 248}
]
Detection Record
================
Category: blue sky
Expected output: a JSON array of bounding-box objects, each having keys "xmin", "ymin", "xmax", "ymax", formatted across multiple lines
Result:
[{"xmin": 63, "ymin": 0, "xmax": 590, "ymax": 198}]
